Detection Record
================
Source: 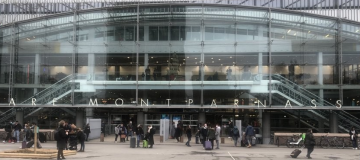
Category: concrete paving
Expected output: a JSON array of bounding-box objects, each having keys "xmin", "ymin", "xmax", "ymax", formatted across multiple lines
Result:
[{"xmin": 0, "ymin": 135, "xmax": 359, "ymax": 160}]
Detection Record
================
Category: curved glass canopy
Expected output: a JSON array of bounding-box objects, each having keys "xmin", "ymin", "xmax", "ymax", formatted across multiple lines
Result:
[{"xmin": 0, "ymin": 4, "xmax": 359, "ymax": 109}]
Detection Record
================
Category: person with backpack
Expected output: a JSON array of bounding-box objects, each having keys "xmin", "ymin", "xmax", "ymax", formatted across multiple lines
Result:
[
  {"xmin": 245, "ymin": 122, "xmax": 255, "ymax": 148},
  {"xmin": 76, "ymin": 128, "xmax": 86, "ymax": 152},
  {"xmin": 232, "ymin": 126, "xmax": 240, "ymax": 147},
  {"xmin": 56, "ymin": 120, "xmax": 68, "ymax": 160}
]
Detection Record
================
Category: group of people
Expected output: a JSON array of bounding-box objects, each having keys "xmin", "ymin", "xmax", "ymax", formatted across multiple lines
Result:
[
  {"xmin": 194, "ymin": 123, "xmax": 221, "ymax": 149},
  {"xmin": 56, "ymin": 120, "xmax": 91, "ymax": 160},
  {"xmin": 3, "ymin": 121, "xmax": 44, "ymax": 148},
  {"xmin": 113, "ymin": 121, "xmax": 155, "ymax": 148}
]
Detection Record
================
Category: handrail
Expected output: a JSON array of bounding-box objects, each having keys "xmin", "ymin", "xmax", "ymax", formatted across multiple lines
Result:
[
  {"xmin": 271, "ymin": 74, "xmax": 334, "ymax": 106},
  {"xmin": 20, "ymin": 74, "xmax": 73, "ymax": 104}
]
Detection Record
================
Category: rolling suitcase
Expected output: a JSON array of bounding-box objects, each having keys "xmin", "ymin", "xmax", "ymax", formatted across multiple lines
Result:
[
  {"xmin": 204, "ymin": 140, "xmax": 212, "ymax": 150},
  {"xmin": 130, "ymin": 137, "xmax": 136, "ymax": 148},
  {"xmin": 290, "ymin": 148, "xmax": 303, "ymax": 158},
  {"xmin": 143, "ymin": 140, "xmax": 148, "ymax": 148},
  {"xmin": 22, "ymin": 141, "xmax": 26, "ymax": 149}
]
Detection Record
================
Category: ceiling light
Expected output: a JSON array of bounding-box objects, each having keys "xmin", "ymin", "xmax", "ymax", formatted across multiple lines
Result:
[
  {"xmin": 127, "ymin": 57, "xmax": 130, "ymax": 58},
  {"xmin": 195, "ymin": 58, "xmax": 197, "ymax": 59},
  {"xmin": 211, "ymin": 58, "xmax": 213, "ymax": 59},
  {"xmin": 187, "ymin": 57, "xmax": 189, "ymax": 58},
  {"xmin": 230, "ymin": 56, "xmax": 232, "ymax": 58},
  {"xmin": 218, "ymin": 59, "xmax": 221, "ymax": 60},
  {"xmin": 356, "ymin": 30, "xmax": 359, "ymax": 33},
  {"xmin": 287, "ymin": 29, "xmax": 291, "ymax": 33},
  {"xmin": 151, "ymin": 57, "xmax": 153, "ymax": 58},
  {"xmin": 308, "ymin": 31, "xmax": 311, "ymax": 33}
]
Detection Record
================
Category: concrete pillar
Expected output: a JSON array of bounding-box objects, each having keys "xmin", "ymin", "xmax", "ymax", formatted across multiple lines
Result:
[
  {"xmin": 262, "ymin": 111, "xmax": 271, "ymax": 144},
  {"xmin": 76, "ymin": 109, "xmax": 84, "ymax": 128},
  {"xmin": 88, "ymin": 53, "xmax": 95, "ymax": 80},
  {"xmin": 198, "ymin": 112, "xmax": 205, "ymax": 125},
  {"xmin": 137, "ymin": 112, "xmax": 145, "ymax": 127},
  {"xmin": 330, "ymin": 111, "xmax": 338, "ymax": 133},
  {"xmin": 318, "ymin": 52, "xmax": 323, "ymax": 85},
  {"xmin": 258, "ymin": 52, "xmax": 263, "ymax": 81},
  {"xmin": 318, "ymin": 120, "xmax": 324, "ymax": 133},
  {"xmin": 16, "ymin": 110, "xmax": 24, "ymax": 126},
  {"xmin": 34, "ymin": 54, "xmax": 40, "ymax": 94},
  {"xmin": 85, "ymin": 108, "xmax": 93, "ymax": 119}
]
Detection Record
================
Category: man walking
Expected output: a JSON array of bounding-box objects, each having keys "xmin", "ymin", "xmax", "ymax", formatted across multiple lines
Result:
[
  {"xmin": 245, "ymin": 122, "xmax": 255, "ymax": 148},
  {"xmin": 126, "ymin": 121, "xmax": 134, "ymax": 141},
  {"xmin": 215, "ymin": 124, "xmax": 221, "ymax": 149}
]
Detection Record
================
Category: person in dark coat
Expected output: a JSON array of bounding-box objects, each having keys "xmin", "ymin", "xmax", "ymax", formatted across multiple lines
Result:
[
  {"xmin": 147, "ymin": 125, "xmax": 155, "ymax": 148},
  {"xmin": 76, "ymin": 128, "xmax": 86, "ymax": 152},
  {"xmin": 174, "ymin": 126, "xmax": 182, "ymax": 142},
  {"xmin": 185, "ymin": 125, "xmax": 192, "ymax": 147},
  {"xmin": 200, "ymin": 123, "xmax": 208, "ymax": 148},
  {"xmin": 84, "ymin": 123, "xmax": 91, "ymax": 141},
  {"xmin": 135, "ymin": 124, "xmax": 144, "ymax": 148},
  {"xmin": 304, "ymin": 129, "xmax": 315, "ymax": 159},
  {"xmin": 207, "ymin": 125, "xmax": 216, "ymax": 150},
  {"xmin": 349, "ymin": 127, "xmax": 358, "ymax": 149},
  {"xmin": 57, "ymin": 120, "xmax": 68, "ymax": 160},
  {"xmin": 195, "ymin": 123, "xmax": 202, "ymax": 144}
]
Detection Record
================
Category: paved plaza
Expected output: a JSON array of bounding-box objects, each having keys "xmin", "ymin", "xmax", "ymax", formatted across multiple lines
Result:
[{"xmin": 0, "ymin": 135, "xmax": 359, "ymax": 160}]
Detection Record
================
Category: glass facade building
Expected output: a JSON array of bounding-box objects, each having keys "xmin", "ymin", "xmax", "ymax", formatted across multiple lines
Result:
[{"xmin": 1, "ymin": 1, "xmax": 360, "ymax": 141}]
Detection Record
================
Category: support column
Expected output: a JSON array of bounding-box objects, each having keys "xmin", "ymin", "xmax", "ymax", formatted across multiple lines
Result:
[
  {"xmin": 88, "ymin": 53, "xmax": 95, "ymax": 80},
  {"xmin": 319, "ymin": 89, "xmax": 324, "ymax": 106},
  {"xmin": 76, "ymin": 109, "xmax": 84, "ymax": 128},
  {"xmin": 258, "ymin": 52, "xmax": 263, "ymax": 81},
  {"xmin": 34, "ymin": 54, "xmax": 40, "ymax": 94},
  {"xmin": 262, "ymin": 111, "xmax": 270, "ymax": 144},
  {"xmin": 330, "ymin": 111, "xmax": 338, "ymax": 133},
  {"xmin": 318, "ymin": 52, "xmax": 323, "ymax": 85},
  {"xmin": 16, "ymin": 110, "xmax": 23, "ymax": 126},
  {"xmin": 137, "ymin": 112, "xmax": 145, "ymax": 127},
  {"xmin": 198, "ymin": 112, "xmax": 205, "ymax": 125}
]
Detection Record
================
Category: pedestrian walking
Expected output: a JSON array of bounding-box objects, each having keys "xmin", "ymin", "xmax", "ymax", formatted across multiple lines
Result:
[
  {"xmin": 232, "ymin": 126, "xmax": 240, "ymax": 147},
  {"xmin": 207, "ymin": 125, "xmax": 216, "ymax": 150},
  {"xmin": 77, "ymin": 128, "xmax": 86, "ymax": 152},
  {"xmin": 349, "ymin": 127, "xmax": 358, "ymax": 150},
  {"xmin": 245, "ymin": 123, "xmax": 255, "ymax": 148},
  {"xmin": 84, "ymin": 123, "xmax": 91, "ymax": 141},
  {"xmin": 185, "ymin": 125, "xmax": 192, "ymax": 147},
  {"xmin": 114, "ymin": 125, "xmax": 120, "ymax": 143},
  {"xmin": 215, "ymin": 124, "xmax": 221, "ymax": 149},
  {"xmin": 304, "ymin": 129, "xmax": 315, "ymax": 159}
]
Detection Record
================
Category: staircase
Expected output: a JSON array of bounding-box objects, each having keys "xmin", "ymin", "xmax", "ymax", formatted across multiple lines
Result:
[
  {"xmin": 0, "ymin": 74, "xmax": 78, "ymax": 123},
  {"xmin": 271, "ymin": 74, "xmax": 360, "ymax": 133}
]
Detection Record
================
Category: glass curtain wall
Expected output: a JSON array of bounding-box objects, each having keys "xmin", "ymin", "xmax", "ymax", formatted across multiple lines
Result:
[{"xmin": 0, "ymin": 4, "xmax": 360, "ymax": 109}]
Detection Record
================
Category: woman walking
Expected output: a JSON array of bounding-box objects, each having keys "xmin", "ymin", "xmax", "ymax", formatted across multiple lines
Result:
[
  {"xmin": 304, "ymin": 129, "xmax": 315, "ymax": 159},
  {"xmin": 349, "ymin": 127, "xmax": 358, "ymax": 150}
]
